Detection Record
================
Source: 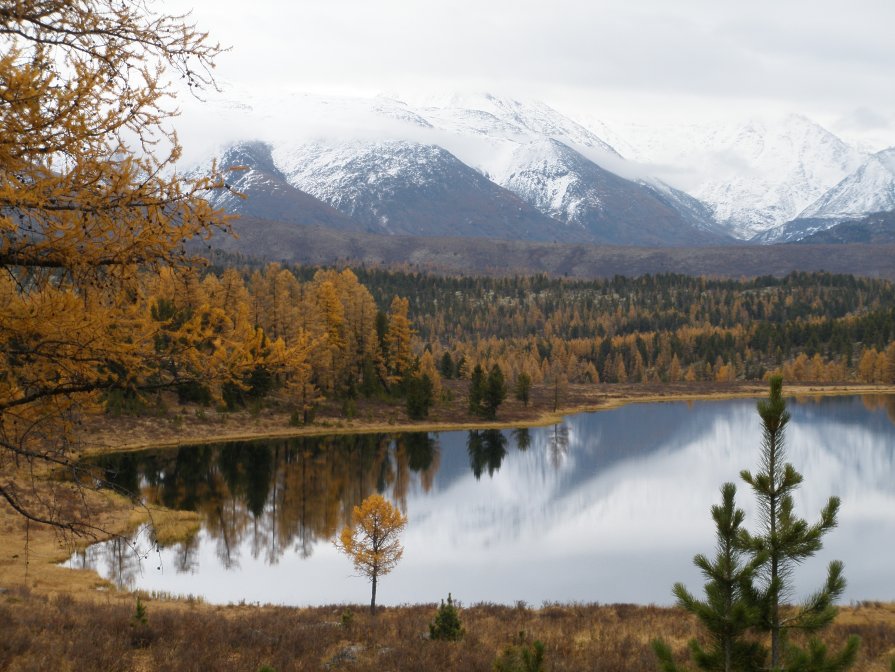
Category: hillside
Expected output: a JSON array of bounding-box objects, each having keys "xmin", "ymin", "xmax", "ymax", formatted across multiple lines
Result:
[{"xmin": 209, "ymin": 218, "xmax": 895, "ymax": 280}]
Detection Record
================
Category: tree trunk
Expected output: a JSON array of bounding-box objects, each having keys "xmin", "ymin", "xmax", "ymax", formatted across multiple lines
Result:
[
  {"xmin": 370, "ymin": 572, "xmax": 377, "ymax": 615},
  {"xmin": 770, "ymin": 433, "xmax": 780, "ymax": 670}
]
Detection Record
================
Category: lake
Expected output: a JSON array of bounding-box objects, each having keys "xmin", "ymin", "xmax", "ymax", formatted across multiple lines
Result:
[{"xmin": 69, "ymin": 395, "xmax": 895, "ymax": 607}]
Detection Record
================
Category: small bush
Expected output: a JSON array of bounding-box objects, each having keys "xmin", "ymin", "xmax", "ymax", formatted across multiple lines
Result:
[
  {"xmin": 429, "ymin": 593, "xmax": 464, "ymax": 641},
  {"xmin": 492, "ymin": 631, "xmax": 546, "ymax": 672},
  {"xmin": 132, "ymin": 597, "xmax": 147, "ymax": 627},
  {"xmin": 340, "ymin": 608, "xmax": 354, "ymax": 630},
  {"xmin": 130, "ymin": 597, "xmax": 155, "ymax": 648}
]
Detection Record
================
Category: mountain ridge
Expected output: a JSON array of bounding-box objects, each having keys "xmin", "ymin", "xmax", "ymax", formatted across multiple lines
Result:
[{"xmin": 195, "ymin": 93, "xmax": 893, "ymax": 247}]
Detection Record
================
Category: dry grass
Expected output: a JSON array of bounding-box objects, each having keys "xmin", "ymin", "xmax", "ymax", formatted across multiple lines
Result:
[{"xmin": 0, "ymin": 590, "xmax": 893, "ymax": 672}]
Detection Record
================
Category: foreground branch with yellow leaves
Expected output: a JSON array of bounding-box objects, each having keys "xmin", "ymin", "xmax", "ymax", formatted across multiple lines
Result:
[{"xmin": 0, "ymin": 1, "xmax": 260, "ymax": 534}]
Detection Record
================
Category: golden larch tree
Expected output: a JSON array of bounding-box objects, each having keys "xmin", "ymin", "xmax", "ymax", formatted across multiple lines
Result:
[
  {"xmin": 384, "ymin": 296, "xmax": 414, "ymax": 387},
  {"xmin": 336, "ymin": 493, "xmax": 407, "ymax": 614},
  {"xmin": 0, "ymin": 1, "xmax": 248, "ymax": 533}
]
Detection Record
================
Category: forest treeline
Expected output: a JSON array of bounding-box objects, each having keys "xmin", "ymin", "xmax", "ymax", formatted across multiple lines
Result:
[
  {"xmin": 338, "ymin": 268, "xmax": 895, "ymax": 386},
  {"xmin": 132, "ymin": 264, "xmax": 895, "ymax": 418},
  {"xmin": 122, "ymin": 265, "xmax": 427, "ymax": 419}
]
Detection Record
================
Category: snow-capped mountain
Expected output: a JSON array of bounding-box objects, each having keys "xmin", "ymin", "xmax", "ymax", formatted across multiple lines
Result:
[
  {"xmin": 754, "ymin": 148, "xmax": 895, "ymax": 243},
  {"xmin": 208, "ymin": 141, "xmax": 361, "ymax": 231},
  {"xmin": 381, "ymin": 94, "xmax": 731, "ymax": 243},
  {"xmin": 272, "ymin": 139, "xmax": 571, "ymax": 241},
  {"xmin": 596, "ymin": 114, "xmax": 866, "ymax": 239},
  {"xmin": 200, "ymin": 94, "xmax": 732, "ymax": 246},
  {"xmin": 487, "ymin": 138, "xmax": 730, "ymax": 245},
  {"xmin": 797, "ymin": 148, "xmax": 895, "ymax": 220},
  {"xmin": 193, "ymin": 92, "xmax": 895, "ymax": 249}
]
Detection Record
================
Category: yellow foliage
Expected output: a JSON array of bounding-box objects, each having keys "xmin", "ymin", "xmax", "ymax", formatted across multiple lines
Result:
[
  {"xmin": 0, "ymin": 1, "xmax": 234, "ymax": 531},
  {"xmin": 385, "ymin": 296, "xmax": 414, "ymax": 385},
  {"xmin": 336, "ymin": 494, "xmax": 407, "ymax": 612},
  {"xmin": 418, "ymin": 350, "xmax": 443, "ymax": 400}
]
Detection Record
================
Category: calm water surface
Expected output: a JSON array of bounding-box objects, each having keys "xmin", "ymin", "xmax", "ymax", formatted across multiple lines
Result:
[{"xmin": 71, "ymin": 395, "xmax": 895, "ymax": 606}]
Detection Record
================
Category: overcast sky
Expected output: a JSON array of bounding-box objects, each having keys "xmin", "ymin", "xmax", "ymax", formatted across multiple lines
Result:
[{"xmin": 171, "ymin": 0, "xmax": 895, "ymax": 161}]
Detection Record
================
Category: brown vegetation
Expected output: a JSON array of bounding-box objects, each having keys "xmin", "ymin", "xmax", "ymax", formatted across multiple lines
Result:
[{"xmin": 1, "ymin": 588, "xmax": 893, "ymax": 672}]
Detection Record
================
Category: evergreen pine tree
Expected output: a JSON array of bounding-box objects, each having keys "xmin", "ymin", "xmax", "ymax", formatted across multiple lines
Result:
[
  {"xmin": 515, "ymin": 372, "xmax": 532, "ymax": 406},
  {"xmin": 405, "ymin": 374, "xmax": 434, "ymax": 420},
  {"xmin": 440, "ymin": 351, "xmax": 455, "ymax": 379},
  {"xmin": 654, "ymin": 377, "xmax": 859, "ymax": 672},
  {"xmin": 652, "ymin": 483, "xmax": 765, "ymax": 672},
  {"xmin": 468, "ymin": 364, "xmax": 485, "ymax": 415},
  {"xmin": 482, "ymin": 363, "xmax": 508, "ymax": 420},
  {"xmin": 739, "ymin": 376, "xmax": 858, "ymax": 671},
  {"xmin": 429, "ymin": 593, "xmax": 464, "ymax": 641}
]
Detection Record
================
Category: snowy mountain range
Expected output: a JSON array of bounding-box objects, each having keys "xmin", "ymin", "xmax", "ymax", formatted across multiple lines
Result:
[
  {"xmin": 201, "ymin": 93, "xmax": 894, "ymax": 248},
  {"xmin": 754, "ymin": 148, "xmax": 895, "ymax": 243},
  {"xmin": 600, "ymin": 114, "xmax": 867, "ymax": 239}
]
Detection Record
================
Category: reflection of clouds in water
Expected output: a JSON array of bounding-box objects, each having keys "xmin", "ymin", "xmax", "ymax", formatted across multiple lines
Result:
[
  {"xmin": 74, "ymin": 396, "xmax": 895, "ymax": 606},
  {"xmin": 403, "ymin": 398, "xmax": 895, "ymax": 601},
  {"xmin": 71, "ymin": 525, "xmax": 160, "ymax": 591}
]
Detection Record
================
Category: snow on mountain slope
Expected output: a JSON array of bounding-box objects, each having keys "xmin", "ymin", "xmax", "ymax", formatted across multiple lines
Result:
[
  {"xmin": 383, "ymin": 94, "xmax": 730, "ymax": 244},
  {"xmin": 406, "ymin": 92, "xmax": 620, "ymax": 157},
  {"xmin": 483, "ymin": 137, "xmax": 731, "ymax": 246},
  {"xmin": 488, "ymin": 138, "xmax": 601, "ymax": 229},
  {"xmin": 272, "ymin": 139, "xmax": 574, "ymax": 241},
  {"xmin": 797, "ymin": 148, "xmax": 895, "ymax": 220},
  {"xmin": 754, "ymin": 147, "xmax": 895, "ymax": 243},
  {"xmin": 197, "ymin": 93, "xmax": 885, "ymax": 247},
  {"xmin": 250, "ymin": 94, "xmax": 731, "ymax": 245},
  {"xmin": 199, "ymin": 141, "xmax": 362, "ymax": 230},
  {"xmin": 592, "ymin": 114, "xmax": 866, "ymax": 239}
]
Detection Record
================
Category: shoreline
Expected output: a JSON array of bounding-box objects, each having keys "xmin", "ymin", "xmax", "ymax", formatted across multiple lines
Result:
[{"xmin": 81, "ymin": 381, "xmax": 895, "ymax": 455}]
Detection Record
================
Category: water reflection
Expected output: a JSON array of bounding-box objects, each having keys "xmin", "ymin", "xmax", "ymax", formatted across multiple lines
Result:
[
  {"xmin": 467, "ymin": 430, "xmax": 509, "ymax": 479},
  {"xmin": 73, "ymin": 396, "xmax": 895, "ymax": 606}
]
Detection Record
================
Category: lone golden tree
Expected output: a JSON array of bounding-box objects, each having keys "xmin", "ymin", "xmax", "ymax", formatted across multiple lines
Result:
[
  {"xmin": 336, "ymin": 493, "xmax": 407, "ymax": 614},
  {"xmin": 0, "ymin": 1, "xmax": 247, "ymax": 534}
]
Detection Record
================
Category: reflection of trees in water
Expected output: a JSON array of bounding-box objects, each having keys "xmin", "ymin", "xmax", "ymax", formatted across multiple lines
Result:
[
  {"xmin": 72, "ymin": 525, "xmax": 154, "ymax": 590},
  {"xmin": 512, "ymin": 428, "xmax": 531, "ymax": 451},
  {"xmin": 174, "ymin": 531, "xmax": 199, "ymax": 573},
  {"xmin": 90, "ymin": 432, "xmax": 441, "ymax": 566},
  {"xmin": 548, "ymin": 424, "xmax": 570, "ymax": 469},
  {"xmin": 861, "ymin": 395, "xmax": 895, "ymax": 425},
  {"xmin": 467, "ymin": 430, "xmax": 508, "ymax": 479}
]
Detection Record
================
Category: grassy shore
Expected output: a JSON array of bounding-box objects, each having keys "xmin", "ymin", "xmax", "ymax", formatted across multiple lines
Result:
[
  {"xmin": 1, "ymin": 381, "xmax": 894, "ymax": 670},
  {"xmin": 80, "ymin": 380, "xmax": 895, "ymax": 454}
]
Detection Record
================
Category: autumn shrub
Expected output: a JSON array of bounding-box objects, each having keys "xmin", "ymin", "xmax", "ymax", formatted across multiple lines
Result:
[{"xmin": 429, "ymin": 593, "xmax": 464, "ymax": 641}]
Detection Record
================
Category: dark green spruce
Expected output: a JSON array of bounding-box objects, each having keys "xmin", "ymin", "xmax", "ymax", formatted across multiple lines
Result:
[
  {"xmin": 739, "ymin": 376, "xmax": 858, "ymax": 671},
  {"xmin": 652, "ymin": 483, "xmax": 765, "ymax": 672},
  {"xmin": 468, "ymin": 363, "xmax": 507, "ymax": 420},
  {"xmin": 654, "ymin": 377, "xmax": 859, "ymax": 672}
]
